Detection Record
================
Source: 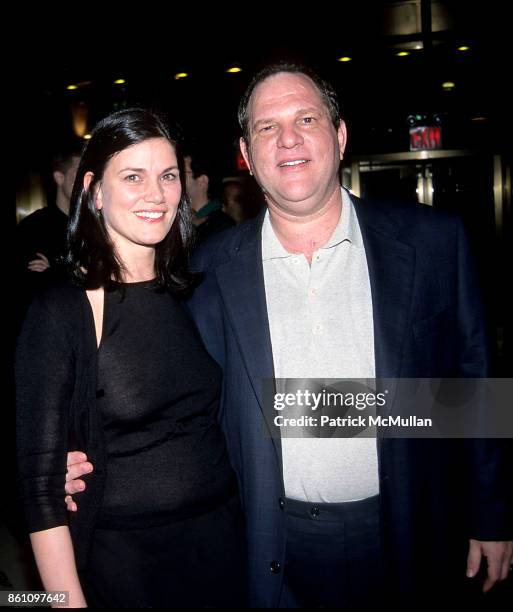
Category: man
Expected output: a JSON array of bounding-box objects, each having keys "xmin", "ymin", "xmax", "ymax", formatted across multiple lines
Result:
[
  {"xmin": 64, "ymin": 63, "xmax": 512, "ymax": 606},
  {"xmin": 184, "ymin": 147, "xmax": 234, "ymax": 243},
  {"xmin": 16, "ymin": 148, "xmax": 81, "ymax": 315},
  {"xmin": 222, "ymin": 176, "xmax": 264, "ymax": 224}
]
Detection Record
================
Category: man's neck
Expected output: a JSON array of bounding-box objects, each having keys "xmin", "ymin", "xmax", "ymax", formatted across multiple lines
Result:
[
  {"xmin": 190, "ymin": 193, "xmax": 209, "ymax": 213},
  {"xmin": 55, "ymin": 191, "xmax": 70, "ymax": 216},
  {"xmin": 267, "ymin": 187, "xmax": 343, "ymax": 262}
]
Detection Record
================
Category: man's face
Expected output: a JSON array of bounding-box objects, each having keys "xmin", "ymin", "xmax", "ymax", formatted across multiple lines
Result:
[
  {"xmin": 240, "ymin": 72, "xmax": 346, "ymax": 217},
  {"xmin": 184, "ymin": 156, "xmax": 207, "ymax": 211},
  {"xmin": 184, "ymin": 156, "xmax": 197, "ymax": 201},
  {"xmin": 222, "ymin": 182, "xmax": 244, "ymax": 223},
  {"xmin": 56, "ymin": 155, "xmax": 81, "ymax": 202}
]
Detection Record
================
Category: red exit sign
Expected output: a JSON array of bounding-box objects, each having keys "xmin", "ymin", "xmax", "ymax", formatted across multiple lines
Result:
[
  {"xmin": 236, "ymin": 150, "xmax": 249, "ymax": 171},
  {"xmin": 409, "ymin": 126, "xmax": 442, "ymax": 151}
]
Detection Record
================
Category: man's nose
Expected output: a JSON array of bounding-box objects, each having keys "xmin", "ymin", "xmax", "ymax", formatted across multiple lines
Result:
[{"xmin": 277, "ymin": 123, "xmax": 304, "ymax": 149}]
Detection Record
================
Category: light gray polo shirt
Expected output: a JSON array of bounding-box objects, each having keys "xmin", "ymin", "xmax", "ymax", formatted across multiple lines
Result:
[{"xmin": 262, "ymin": 188, "xmax": 379, "ymax": 502}]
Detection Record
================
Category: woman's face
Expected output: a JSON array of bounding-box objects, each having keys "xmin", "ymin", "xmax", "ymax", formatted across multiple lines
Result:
[{"xmin": 92, "ymin": 137, "xmax": 181, "ymax": 261}]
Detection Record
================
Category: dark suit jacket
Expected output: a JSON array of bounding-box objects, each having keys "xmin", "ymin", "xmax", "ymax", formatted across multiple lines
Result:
[{"xmin": 187, "ymin": 195, "xmax": 512, "ymax": 606}]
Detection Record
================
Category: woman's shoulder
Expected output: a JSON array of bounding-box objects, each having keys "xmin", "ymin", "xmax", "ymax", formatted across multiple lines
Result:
[
  {"xmin": 18, "ymin": 278, "xmax": 90, "ymax": 353},
  {"xmin": 29, "ymin": 277, "xmax": 87, "ymax": 320}
]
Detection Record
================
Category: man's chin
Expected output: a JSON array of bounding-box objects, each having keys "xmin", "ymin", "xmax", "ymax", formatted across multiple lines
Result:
[{"xmin": 266, "ymin": 197, "xmax": 324, "ymax": 219}]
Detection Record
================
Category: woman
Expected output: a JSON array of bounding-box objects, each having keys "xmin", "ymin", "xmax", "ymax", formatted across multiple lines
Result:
[{"xmin": 16, "ymin": 109, "xmax": 246, "ymax": 608}]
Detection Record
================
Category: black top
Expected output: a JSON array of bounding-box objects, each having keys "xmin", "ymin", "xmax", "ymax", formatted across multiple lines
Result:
[
  {"xmin": 96, "ymin": 281, "xmax": 235, "ymax": 528},
  {"xmin": 16, "ymin": 279, "xmax": 238, "ymax": 569}
]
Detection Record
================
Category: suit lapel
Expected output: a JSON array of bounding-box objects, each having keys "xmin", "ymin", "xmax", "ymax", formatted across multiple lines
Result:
[
  {"xmin": 352, "ymin": 196, "xmax": 416, "ymax": 467},
  {"xmin": 352, "ymin": 196, "xmax": 415, "ymax": 380},
  {"xmin": 214, "ymin": 218, "xmax": 281, "ymax": 459}
]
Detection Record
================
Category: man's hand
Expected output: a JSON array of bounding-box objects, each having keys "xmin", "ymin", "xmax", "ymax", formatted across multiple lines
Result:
[
  {"xmin": 27, "ymin": 252, "xmax": 50, "ymax": 273},
  {"xmin": 467, "ymin": 539, "xmax": 513, "ymax": 593},
  {"xmin": 65, "ymin": 452, "xmax": 93, "ymax": 512}
]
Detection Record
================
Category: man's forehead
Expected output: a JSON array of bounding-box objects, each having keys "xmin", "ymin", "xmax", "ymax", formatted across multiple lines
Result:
[{"xmin": 249, "ymin": 72, "xmax": 324, "ymax": 117}]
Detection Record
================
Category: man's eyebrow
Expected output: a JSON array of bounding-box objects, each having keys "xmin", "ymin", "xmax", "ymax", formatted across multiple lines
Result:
[
  {"xmin": 252, "ymin": 107, "xmax": 324, "ymax": 130},
  {"xmin": 252, "ymin": 118, "xmax": 275, "ymax": 130},
  {"xmin": 295, "ymin": 107, "xmax": 322, "ymax": 116}
]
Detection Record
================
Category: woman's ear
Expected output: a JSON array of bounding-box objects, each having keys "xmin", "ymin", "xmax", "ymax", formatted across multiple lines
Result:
[{"xmin": 84, "ymin": 171, "xmax": 102, "ymax": 210}]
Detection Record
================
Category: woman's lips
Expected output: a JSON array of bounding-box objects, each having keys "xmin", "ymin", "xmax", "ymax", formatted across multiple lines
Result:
[{"xmin": 133, "ymin": 211, "xmax": 165, "ymax": 222}]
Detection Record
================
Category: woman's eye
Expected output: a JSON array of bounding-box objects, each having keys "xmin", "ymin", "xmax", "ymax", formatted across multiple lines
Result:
[
  {"xmin": 125, "ymin": 174, "xmax": 141, "ymax": 182},
  {"xmin": 162, "ymin": 173, "xmax": 177, "ymax": 181}
]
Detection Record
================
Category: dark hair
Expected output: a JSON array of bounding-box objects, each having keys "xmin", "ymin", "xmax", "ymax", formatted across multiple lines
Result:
[
  {"xmin": 238, "ymin": 62, "xmax": 341, "ymax": 143},
  {"xmin": 52, "ymin": 145, "xmax": 83, "ymax": 174},
  {"xmin": 183, "ymin": 143, "xmax": 223, "ymax": 201},
  {"xmin": 66, "ymin": 108, "xmax": 196, "ymax": 296}
]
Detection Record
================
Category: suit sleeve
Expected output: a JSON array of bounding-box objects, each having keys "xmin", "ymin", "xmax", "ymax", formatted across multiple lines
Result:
[
  {"xmin": 455, "ymin": 220, "xmax": 513, "ymax": 539},
  {"xmin": 455, "ymin": 219, "xmax": 489, "ymax": 377},
  {"xmin": 16, "ymin": 295, "xmax": 75, "ymax": 533}
]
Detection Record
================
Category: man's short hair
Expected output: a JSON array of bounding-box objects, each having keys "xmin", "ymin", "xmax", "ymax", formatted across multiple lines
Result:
[
  {"xmin": 184, "ymin": 143, "xmax": 223, "ymax": 200},
  {"xmin": 51, "ymin": 144, "xmax": 82, "ymax": 174},
  {"xmin": 238, "ymin": 62, "xmax": 341, "ymax": 143}
]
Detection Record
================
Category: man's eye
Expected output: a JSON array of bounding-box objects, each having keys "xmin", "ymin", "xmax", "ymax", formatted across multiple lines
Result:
[
  {"xmin": 260, "ymin": 125, "xmax": 275, "ymax": 133},
  {"xmin": 301, "ymin": 117, "xmax": 315, "ymax": 124}
]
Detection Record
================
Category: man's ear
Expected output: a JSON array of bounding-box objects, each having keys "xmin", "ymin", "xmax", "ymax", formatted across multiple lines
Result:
[
  {"xmin": 83, "ymin": 171, "xmax": 101, "ymax": 210},
  {"xmin": 337, "ymin": 120, "xmax": 348, "ymax": 160},
  {"xmin": 240, "ymin": 138, "xmax": 253, "ymax": 176},
  {"xmin": 199, "ymin": 174, "xmax": 209, "ymax": 193},
  {"xmin": 53, "ymin": 170, "xmax": 65, "ymax": 187}
]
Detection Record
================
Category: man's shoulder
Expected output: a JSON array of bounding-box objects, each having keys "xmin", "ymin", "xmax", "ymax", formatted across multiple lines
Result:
[
  {"xmin": 16, "ymin": 207, "xmax": 67, "ymax": 241},
  {"xmin": 17, "ymin": 206, "xmax": 61, "ymax": 226},
  {"xmin": 191, "ymin": 214, "xmax": 263, "ymax": 272},
  {"xmin": 353, "ymin": 195, "xmax": 462, "ymax": 241},
  {"xmin": 16, "ymin": 207, "xmax": 47, "ymax": 233}
]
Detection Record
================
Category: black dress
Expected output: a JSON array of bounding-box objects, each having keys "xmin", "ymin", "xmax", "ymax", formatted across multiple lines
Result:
[{"xmin": 79, "ymin": 280, "xmax": 246, "ymax": 608}]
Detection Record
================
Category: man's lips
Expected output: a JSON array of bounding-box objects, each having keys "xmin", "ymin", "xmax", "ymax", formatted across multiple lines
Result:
[{"xmin": 277, "ymin": 159, "xmax": 310, "ymax": 169}]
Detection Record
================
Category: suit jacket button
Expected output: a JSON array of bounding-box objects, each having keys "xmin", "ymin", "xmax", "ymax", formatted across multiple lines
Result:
[
  {"xmin": 310, "ymin": 505, "xmax": 320, "ymax": 518},
  {"xmin": 270, "ymin": 560, "xmax": 281, "ymax": 574},
  {"xmin": 278, "ymin": 497, "xmax": 285, "ymax": 510}
]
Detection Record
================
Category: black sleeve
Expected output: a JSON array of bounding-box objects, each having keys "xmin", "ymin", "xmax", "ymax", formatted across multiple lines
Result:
[
  {"xmin": 455, "ymin": 221, "xmax": 513, "ymax": 539},
  {"xmin": 16, "ymin": 294, "xmax": 76, "ymax": 533}
]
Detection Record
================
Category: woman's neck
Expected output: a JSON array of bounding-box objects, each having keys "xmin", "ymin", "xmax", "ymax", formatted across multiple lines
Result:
[{"xmin": 118, "ymin": 245, "xmax": 156, "ymax": 283}]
